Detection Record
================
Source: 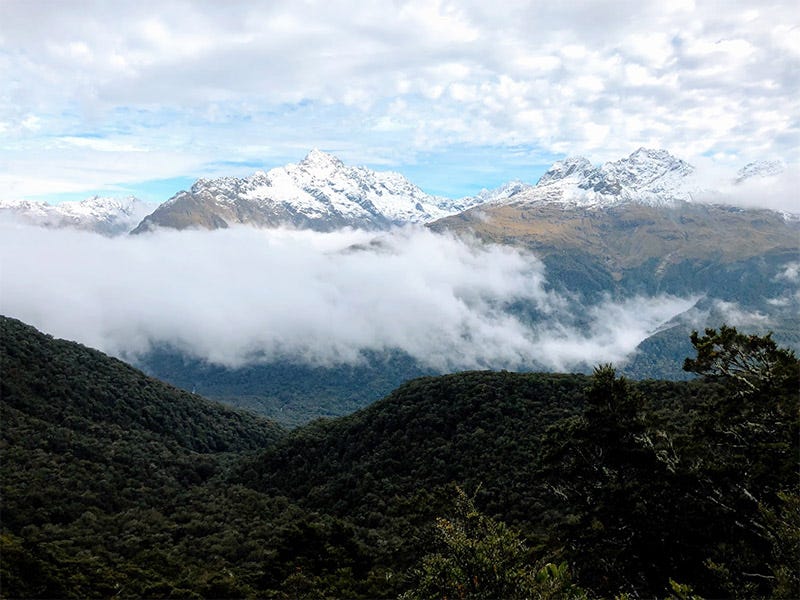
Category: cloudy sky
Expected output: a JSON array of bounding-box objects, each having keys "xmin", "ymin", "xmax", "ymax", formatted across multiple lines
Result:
[{"xmin": 1, "ymin": 0, "xmax": 797, "ymax": 202}]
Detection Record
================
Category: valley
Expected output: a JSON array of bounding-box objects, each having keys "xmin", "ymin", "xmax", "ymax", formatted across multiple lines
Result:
[
  {"xmin": 4, "ymin": 3, "xmax": 797, "ymax": 598},
  {"xmin": 1, "ymin": 148, "xmax": 797, "ymax": 596},
  {"xmin": 2, "ymin": 148, "xmax": 797, "ymax": 426},
  {"xmin": 1, "ymin": 316, "xmax": 796, "ymax": 598}
]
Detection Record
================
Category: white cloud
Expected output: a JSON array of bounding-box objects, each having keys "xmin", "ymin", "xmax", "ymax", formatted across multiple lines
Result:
[
  {"xmin": 0, "ymin": 1, "xmax": 797, "ymax": 200},
  {"xmin": 775, "ymin": 262, "xmax": 800, "ymax": 282},
  {"xmin": 0, "ymin": 224, "xmax": 696, "ymax": 372},
  {"xmin": 715, "ymin": 169, "xmax": 800, "ymax": 213},
  {"xmin": 711, "ymin": 300, "xmax": 772, "ymax": 327}
]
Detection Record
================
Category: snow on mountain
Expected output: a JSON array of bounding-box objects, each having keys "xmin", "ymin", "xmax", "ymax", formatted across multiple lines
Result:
[
  {"xmin": 469, "ymin": 180, "xmax": 536, "ymax": 205},
  {"xmin": 505, "ymin": 148, "xmax": 706, "ymax": 209},
  {"xmin": 21, "ymin": 149, "xmax": 788, "ymax": 237},
  {"xmin": 133, "ymin": 149, "xmax": 490, "ymax": 233},
  {"xmin": 0, "ymin": 196, "xmax": 153, "ymax": 235},
  {"xmin": 735, "ymin": 159, "xmax": 785, "ymax": 182},
  {"xmin": 535, "ymin": 156, "xmax": 596, "ymax": 187}
]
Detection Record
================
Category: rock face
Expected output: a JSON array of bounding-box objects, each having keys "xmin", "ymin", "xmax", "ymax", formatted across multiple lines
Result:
[
  {"xmin": 0, "ymin": 196, "xmax": 151, "ymax": 235},
  {"xmin": 132, "ymin": 150, "xmax": 489, "ymax": 233},
  {"xmin": 515, "ymin": 148, "xmax": 701, "ymax": 208},
  {"xmin": 494, "ymin": 148, "xmax": 789, "ymax": 211}
]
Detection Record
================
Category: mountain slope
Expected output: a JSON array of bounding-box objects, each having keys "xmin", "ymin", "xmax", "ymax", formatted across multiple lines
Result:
[
  {"xmin": 136, "ymin": 347, "xmax": 433, "ymax": 427},
  {"xmin": 2, "ymin": 316, "xmax": 408, "ymax": 599},
  {"xmin": 0, "ymin": 316, "xmax": 282, "ymax": 452},
  {"xmin": 1, "ymin": 317, "xmax": 795, "ymax": 598},
  {"xmin": 239, "ymin": 347, "xmax": 797, "ymax": 598},
  {"xmin": 428, "ymin": 150, "xmax": 799, "ymax": 382},
  {"xmin": 132, "ymin": 150, "xmax": 487, "ymax": 233},
  {"xmin": 433, "ymin": 201, "xmax": 797, "ymax": 275},
  {"xmin": 430, "ymin": 149, "xmax": 798, "ymax": 298},
  {"xmin": 244, "ymin": 371, "xmax": 592, "ymax": 522},
  {"xmin": 0, "ymin": 196, "xmax": 152, "ymax": 235}
]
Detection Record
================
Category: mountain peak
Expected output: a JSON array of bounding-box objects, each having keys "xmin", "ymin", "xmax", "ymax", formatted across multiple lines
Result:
[
  {"xmin": 299, "ymin": 148, "xmax": 344, "ymax": 170},
  {"xmin": 603, "ymin": 148, "xmax": 694, "ymax": 187},
  {"xmin": 132, "ymin": 152, "xmax": 494, "ymax": 234},
  {"xmin": 537, "ymin": 156, "xmax": 595, "ymax": 186},
  {"xmin": 620, "ymin": 147, "xmax": 689, "ymax": 171},
  {"xmin": 736, "ymin": 159, "xmax": 785, "ymax": 183},
  {"xmin": 504, "ymin": 148, "xmax": 700, "ymax": 208},
  {"xmin": 629, "ymin": 147, "xmax": 672, "ymax": 160}
]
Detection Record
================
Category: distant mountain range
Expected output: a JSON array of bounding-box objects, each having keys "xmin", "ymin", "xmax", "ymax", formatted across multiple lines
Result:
[
  {"xmin": 2, "ymin": 148, "xmax": 796, "ymax": 418},
  {"xmin": 130, "ymin": 148, "xmax": 793, "ymax": 233},
  {"xmin": 132, "ymin": 149, "xmax": 493, "ymax": 233},
  {"xmin": 429, "ymin": 151, "xmax": 798, "ymax": 381},
  {"xmin": 509, "ymin": 148, "xmax": 782, "ymax": 208},
  {"xmin": 0, "ymin": 195, "xmax": 154, "ymax": 235},
  {"xmin": 1, "ymin": 148, "xmax": 790, "ymax": 236}
]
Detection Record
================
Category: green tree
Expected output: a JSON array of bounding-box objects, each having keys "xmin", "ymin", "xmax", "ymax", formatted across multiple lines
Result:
[
  {"xmin": 759, "ymin": 491, "xmax": 800, "ymax": 599},
  {"xmin": 401, "ymin": 487, "xmax": 585, "ymax": 600},
  {"xmin": 543, "ymin": 365, "xmax": 681, "ymax": 596},
  {"xmin": 682, "ymin": 326, "xmax": 799, "ymax": 598},
  {"xmin": 682, "ymin": 325, "xmax": 798, "ymax": 500},
  {"xmin": 683, "ymin": 325, "xmax": 798, "ymax": 397}
]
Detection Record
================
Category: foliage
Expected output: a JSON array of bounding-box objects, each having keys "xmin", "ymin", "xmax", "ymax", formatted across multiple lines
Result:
[
  {"xmin": 137, "ymin": 346, "xmax": 433, "ymax": 427},
  {"xmin": 759, "ymin": 492, "xmax": 800, "ymax": 599},
  {"xmin": 666, "ymin": 579, "xmax": 703, "ymax": 600},
  {"xmin": 401, "ymin": 487, "xmax": 585, "ymax": 600},
  {"xmin": 683, "ymin": 325, "xmax": 798, "ymax": 396},
  {"xmin": 543, "ymin": 366, "xmax": 684, "ymax": 596},
  {"xmin": 542, "ymin": 338, "xmax": 799, "ymax": 599},
  {"xmin": 1, "ymin": 316, "xmax": 797, "ymax": 599}
]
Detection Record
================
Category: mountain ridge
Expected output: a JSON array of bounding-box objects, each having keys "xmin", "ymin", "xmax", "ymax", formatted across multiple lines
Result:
[
  {"xmin": 132, "ymin": 149, "xmax": 490, "ymax": 234},
  {"xmin": 1, "ymin": 149, "xmax": 792, "ymax": 236},
  {"xmin": 509, "ymin": 147, "xmax": 789, "ymax": 210},
  {"xmin": 0, "ymin": 195, "xmax": 153, "ymax": 235},
  {"xmin": 132, "ymin": 147, "xmax": 794, "ymax": 233}
]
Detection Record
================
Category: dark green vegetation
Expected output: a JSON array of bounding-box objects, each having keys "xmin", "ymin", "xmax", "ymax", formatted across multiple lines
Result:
[
  {"xmin": 137, "ymin": 348, "xmax": 432, "ymax": 427},
  {"xmin": 399, "ymin": 488, "xmax": 587, "ymax": 600},
  {"xmin": 2, "ymin": 316, "xmax": 797, "ymax": 598}
]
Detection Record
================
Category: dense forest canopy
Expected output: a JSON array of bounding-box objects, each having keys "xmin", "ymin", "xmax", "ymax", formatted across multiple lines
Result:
[{"xmin": 1, "ymin": 316, "xmax": 797, "ymax": 598}]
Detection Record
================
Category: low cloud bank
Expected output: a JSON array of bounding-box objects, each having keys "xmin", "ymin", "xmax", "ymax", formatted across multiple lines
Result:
[
  {"xmin": 691, "ymin": 162, "xmax": 800, "ymax": 214},
  {"xmin": 0, "ymin": 224, "xmax": 697, "ymax": 371}
]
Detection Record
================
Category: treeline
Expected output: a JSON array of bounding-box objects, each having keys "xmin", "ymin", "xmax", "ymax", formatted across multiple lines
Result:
[{"xmin": 1, "ymin": 316, "xmax": 797, "ymax": 598}]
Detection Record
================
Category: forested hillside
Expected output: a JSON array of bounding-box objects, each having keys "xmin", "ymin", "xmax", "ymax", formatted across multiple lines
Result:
[
  {"xmin": 136, "ymin": 347, "xmax": 432, "ymax": 427},
  {"xmin": 1, "ymin": 316, "xmax": 797, "ymax": 598}
]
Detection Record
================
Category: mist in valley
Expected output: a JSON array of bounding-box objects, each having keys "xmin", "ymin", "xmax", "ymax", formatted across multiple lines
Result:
[{"xmin": 0, "ymin": 222, "xmax": 700, "ymax": 373}]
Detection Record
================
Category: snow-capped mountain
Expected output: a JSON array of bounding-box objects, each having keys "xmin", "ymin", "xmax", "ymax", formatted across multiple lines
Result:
[
  {"xmin": 490, "ymin": 148, "xmax": 795, "ymax": 213},
  {"xmin": 469, "ymin": 180, "xmax": 536, "ymax": 205},
  {"xmin": 0, "ymin": 196, "xmax": 153, "ymax": 235},
  {"xmin": 132, "ymin": 150, "xmax": 489, "ymax": 233},
  {"xmin": 735, "ymin": 159, "xmax": 785, "ymax": 183},
  {"xmin": 503, "ymin": 148, "xmax": 705, "ymax": 209}
]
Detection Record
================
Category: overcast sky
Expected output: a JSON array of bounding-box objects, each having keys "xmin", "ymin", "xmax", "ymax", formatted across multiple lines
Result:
[{"xmin": 1, "ymin": 0, "xmax": 797, "ymax": 202}]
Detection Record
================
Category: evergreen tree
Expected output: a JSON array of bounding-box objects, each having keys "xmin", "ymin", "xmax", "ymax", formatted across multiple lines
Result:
[{"xmin": 401, "ymin": 487, "xmax": 585, "ymax": 600}]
